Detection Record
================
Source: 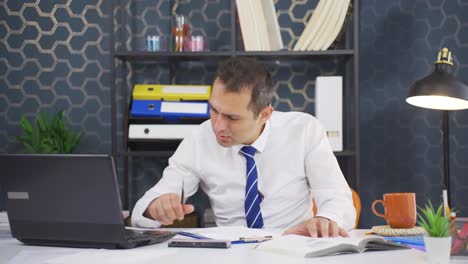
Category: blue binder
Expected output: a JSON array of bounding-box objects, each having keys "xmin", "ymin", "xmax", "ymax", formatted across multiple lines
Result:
[{"xmin": 130, "ymin": 100, "xmax": 210, "ymax": 121}]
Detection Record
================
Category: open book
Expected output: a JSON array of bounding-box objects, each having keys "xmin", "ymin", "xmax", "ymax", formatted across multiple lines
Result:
[{"xmin": 255, "ymin": 234, "xmax": 410, "ymax": 258}]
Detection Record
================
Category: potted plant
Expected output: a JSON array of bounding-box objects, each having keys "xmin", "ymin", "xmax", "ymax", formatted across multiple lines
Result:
[
  {"xmin": 418, "ymin": 201, "xmax": 454, "ymax": 264},
  {"xmin": 15, "ymin": 110, "xmax": 82, "ymax": 154}
]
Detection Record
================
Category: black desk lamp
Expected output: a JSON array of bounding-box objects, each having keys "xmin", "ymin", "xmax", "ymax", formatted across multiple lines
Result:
[{"xmin": 406, "ymin": 47, "xmax": 468, "ymax": 207}]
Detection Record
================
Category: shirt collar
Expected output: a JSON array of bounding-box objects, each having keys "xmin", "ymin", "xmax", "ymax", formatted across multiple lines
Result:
[{"xmin": 232, "ymin": 119, "xmax": 271, "ymax": 154}]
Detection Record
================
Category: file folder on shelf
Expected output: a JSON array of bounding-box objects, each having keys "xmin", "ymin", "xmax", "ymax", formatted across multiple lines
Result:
[
  {"xmin": 130, "ymin": 100, "xmax": 210, "ymax": 121},
  {"xmin": 132, "ymin": 84, "xmax": 211, "ymax": 101},
  {"xmin": 128, "ymin": 124, "xmax": 199, "ymax": 140},
  {"xmin": 315, "ymin": 76, "xmax": 343, "ymax": 151}
]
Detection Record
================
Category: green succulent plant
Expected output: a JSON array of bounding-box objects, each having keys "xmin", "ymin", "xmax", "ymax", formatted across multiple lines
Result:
[
  {"xmin": 15, "ymin": 111, "xmax": 82, "ymax": 154},
  {"xmin": 417, "ymin": 201, "xmax": 454, "ymax": 237}
]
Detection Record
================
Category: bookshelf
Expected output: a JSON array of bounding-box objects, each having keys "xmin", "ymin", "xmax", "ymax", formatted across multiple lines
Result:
[{"xmin": 111, "ymin": 0, "xmax": 360, "ymax": 210}]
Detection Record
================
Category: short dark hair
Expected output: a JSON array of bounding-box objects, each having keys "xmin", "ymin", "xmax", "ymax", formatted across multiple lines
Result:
[{"xmin": 215, "ymin": 57, "xmax": 273, "ymax": 117}]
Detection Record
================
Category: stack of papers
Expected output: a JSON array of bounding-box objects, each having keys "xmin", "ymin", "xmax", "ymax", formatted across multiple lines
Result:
[
  {"xmin": 127, "ymin": 225, "xmax": 283, "ymax": 243},
  {"xmin": 186, "ymin": 226, "xmax": 282, "ymax": 242}
]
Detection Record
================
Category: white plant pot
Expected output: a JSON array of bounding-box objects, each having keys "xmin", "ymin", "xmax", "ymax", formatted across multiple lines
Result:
[{"xmin": 424, "ymin": 236, "xmax": 452, "ymax": 264}]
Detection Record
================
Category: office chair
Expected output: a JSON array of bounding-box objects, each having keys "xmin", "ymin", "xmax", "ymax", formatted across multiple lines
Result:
[{"xmin": 312, "ymin": 188, "xmax": 361, "ymax": 229}]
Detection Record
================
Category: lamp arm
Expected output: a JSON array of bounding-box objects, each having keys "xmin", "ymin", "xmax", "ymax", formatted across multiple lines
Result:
[{"xmin": 442, "ymin": 110, "xmax": 451, "ymax": 207}]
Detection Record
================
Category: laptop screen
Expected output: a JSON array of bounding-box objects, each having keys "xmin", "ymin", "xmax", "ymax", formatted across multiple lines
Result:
[{"xmin": 1, "ymin": 154, "xmax": 126, "ymax": 243}]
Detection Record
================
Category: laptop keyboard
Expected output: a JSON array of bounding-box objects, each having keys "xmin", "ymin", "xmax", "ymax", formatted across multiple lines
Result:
[{"xmin": 124, "ymin": 229, "xmax": 176, "ymax": 241}]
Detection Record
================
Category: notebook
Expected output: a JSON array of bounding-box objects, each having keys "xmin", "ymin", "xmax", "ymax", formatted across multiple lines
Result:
[{"xmin": 1, "ymin": 154, "xmax": 176, "ymax": 249}]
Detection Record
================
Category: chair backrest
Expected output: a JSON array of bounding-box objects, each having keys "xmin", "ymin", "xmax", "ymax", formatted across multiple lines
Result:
[{"xmin": 312, "ymin": 188, "xmax": 361, "ymax": 229}]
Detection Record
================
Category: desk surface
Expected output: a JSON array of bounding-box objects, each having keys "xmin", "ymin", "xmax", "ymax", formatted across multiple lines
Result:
[{"xmin": 2, "ymin": 231, "xmax": 467, "ymax": 264}]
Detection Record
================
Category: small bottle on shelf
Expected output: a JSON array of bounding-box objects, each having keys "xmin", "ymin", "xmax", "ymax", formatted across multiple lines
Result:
[
  {"xmin": 147, "ymin": 35, "xmax": 153, "ymax": 52},
  {"xmin": 188, "ymin": 35, "xmax": 204, "ymax": 52},
  {"xmin": 172, "ymin": 15, "xmax": 190, "ymax": 52}
]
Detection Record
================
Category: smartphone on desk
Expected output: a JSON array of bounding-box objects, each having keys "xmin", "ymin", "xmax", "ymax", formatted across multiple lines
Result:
[{"xmin": 168, "ymin": 239, "xmax": 231, "ymax": 249}]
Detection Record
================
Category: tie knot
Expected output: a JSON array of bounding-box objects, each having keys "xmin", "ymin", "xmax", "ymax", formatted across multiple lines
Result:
[{"xmin": 240, "ymin": 145, "xmax": 256, "ymax": 157}]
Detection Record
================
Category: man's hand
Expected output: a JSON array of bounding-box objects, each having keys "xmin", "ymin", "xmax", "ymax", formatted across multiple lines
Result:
[
  {"xmin": 283, "ymin": 217, "xmax": 349, "ymax": 238},
  {"xmin": 144, "ymin": 193, "xmax": 194, "ymax": 225}
]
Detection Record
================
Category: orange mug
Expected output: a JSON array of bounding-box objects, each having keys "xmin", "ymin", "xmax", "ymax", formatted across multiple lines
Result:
[{"xmin": 372, "ymin": 193, "xmax": 416, "ymax": 228}]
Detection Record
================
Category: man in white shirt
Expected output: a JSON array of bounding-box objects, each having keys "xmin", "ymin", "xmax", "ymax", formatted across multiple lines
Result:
[{"xmin": 132, "ymin": 58, "xmax": 356, "ymax": 237}]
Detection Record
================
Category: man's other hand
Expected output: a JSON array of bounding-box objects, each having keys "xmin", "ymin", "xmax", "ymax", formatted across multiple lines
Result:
[
  {"xmin": 144, "ymin": 193, "xmax": 194, "ymax": 225},
  {"xmin": 283, "ymin": 217, "xmax": 349, "ymax": 238}
]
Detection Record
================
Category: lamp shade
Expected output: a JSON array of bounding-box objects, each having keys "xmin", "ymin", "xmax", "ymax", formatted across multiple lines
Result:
[{"xmin": 406, "ymin": 48, "xmax": 468, "ymax": 110}]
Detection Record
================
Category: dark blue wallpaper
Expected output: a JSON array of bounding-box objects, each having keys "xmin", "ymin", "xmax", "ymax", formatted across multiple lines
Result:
[
  {"xmin": 360, "ymin": 0, "xmax": 468, "ymax": 227},
  {"xmin": 1, "ymin": 0, "xmax": 467, "ymax": 228},
  {"xmin": 0, "ymin": 0, "xmax": 112, "ymax": 153}
]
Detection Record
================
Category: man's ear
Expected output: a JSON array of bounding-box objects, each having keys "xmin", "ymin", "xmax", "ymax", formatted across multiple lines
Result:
[{"xmin": 259, "ymin": 105, "xmax": 274, "ymax": 123}]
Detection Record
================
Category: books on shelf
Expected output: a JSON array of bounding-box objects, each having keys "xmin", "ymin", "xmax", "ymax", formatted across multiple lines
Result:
[
  {"xmin": 306, "ymin": 0, "xmax": 340, "ymax": 51},
  {"xmin": 251, "ymin": 0, "xmax": 269, "ymax": 50},
  {"xmin": 315, "ymin": 76, "xmax": 343, "ymax": 151},
  {"xmin": 294, "ymin": 0, "xmax": 351, "ymax": 51},
  {"xmin": 255, "ymin": 234, "xmax": 409, "ymax": 258},
  {"xmin": 321, "ymin": 0, "xmax": 351, "ymax": 50},
  {"xmin": 236, "ymin": 0, "xmax": 256, "ymax": 51},
  {"xmin": 132, "ymin": 84, "xmax": 211, "ymax": 101},
  {"xmin": 260, "ymin": 0, "xmax": 283, "ymax": 51},
  {"xmin": 293, "ymin": 0, "xmax": 331, "ymax": 51},
  {"xmin": 236, "ymin": 0, "xmax": 283, "ymax": 51}
]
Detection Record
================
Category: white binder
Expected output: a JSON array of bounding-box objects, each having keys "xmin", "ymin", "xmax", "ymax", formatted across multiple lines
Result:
[
  {"xmin": 315, "ymin": 76, "xmax": 343, "ymax": 151},
  {"xmin": 128, "ymin": 124, "xmax": 199, "ymax": 140}
]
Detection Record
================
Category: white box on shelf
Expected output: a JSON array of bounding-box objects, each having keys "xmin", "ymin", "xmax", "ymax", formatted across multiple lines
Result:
[{"xmin": 315, "ymin": 76, "xmax": 343, "ymax": 152}]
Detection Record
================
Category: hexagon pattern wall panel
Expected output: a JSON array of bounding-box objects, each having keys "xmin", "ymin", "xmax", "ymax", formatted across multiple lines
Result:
[
  {"xmin": 360, "ymin": 0, "xmax": 468, "ymax": 227},
  {"xmin": 0, "ymin": 0, "xmax": 112, "ymax": 155}
]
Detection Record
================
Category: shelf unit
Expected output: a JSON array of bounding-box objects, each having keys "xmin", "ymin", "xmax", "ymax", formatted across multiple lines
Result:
[{"xmin": 111, "ymin": 0, "xmax": 360, "ymax": 209}]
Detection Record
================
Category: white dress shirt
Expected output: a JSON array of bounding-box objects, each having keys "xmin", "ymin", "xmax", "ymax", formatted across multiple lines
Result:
[{"xmin": 132, "ymin": 111, "xmax": 356, "ymax": 230}]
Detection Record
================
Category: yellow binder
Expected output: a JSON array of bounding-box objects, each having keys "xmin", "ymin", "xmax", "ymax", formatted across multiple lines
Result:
[{"xmin": 132, "ymin": 84, "xmax": 211, "ymax": 101}]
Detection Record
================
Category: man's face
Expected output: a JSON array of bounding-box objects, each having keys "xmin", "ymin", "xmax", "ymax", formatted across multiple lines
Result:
[{"xmin": 209, "ymin": 78, "xmax": 272, "ymax": 147}]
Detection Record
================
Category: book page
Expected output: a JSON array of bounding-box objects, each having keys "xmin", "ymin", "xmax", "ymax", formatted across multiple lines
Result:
[
  {"xmin": 359, "ymin": 237, "xmax": 410, "ymax": 251},
  {"xmin": 255, "ymin": 235, "xmax": 364, "ymax": 257}
]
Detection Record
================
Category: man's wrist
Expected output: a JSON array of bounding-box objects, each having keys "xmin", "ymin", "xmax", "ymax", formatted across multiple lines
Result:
[
  {"xmin": 143, "ymin": 209, "xmax": 152, "ymax": 219},
  {"xmin": 143, "ymin": 198, "xmax": 159, "ymax": 220}
]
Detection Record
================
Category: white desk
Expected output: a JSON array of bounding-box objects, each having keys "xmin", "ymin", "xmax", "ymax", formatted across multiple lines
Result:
[{"xmin": 1, "ymin": 229, "xmax": 467, "ymax": 264}]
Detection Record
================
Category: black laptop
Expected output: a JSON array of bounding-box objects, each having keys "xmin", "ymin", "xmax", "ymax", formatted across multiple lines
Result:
[{"xmin": 1, "ymin": 154, "xmax": 176, "ymax": 249}]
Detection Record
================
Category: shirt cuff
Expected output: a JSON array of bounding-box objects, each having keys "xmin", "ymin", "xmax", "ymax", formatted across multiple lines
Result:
[
  {"xmin": 131, "ymin": 197, "xmax": 162, "ymax": 228},
  {"xmin": 317, "ymin": 208, "xmax": 355, "ymax": 230},
  {"xmin": 315, "ymin": 211, "xmax": 354, "ymax": 231}
]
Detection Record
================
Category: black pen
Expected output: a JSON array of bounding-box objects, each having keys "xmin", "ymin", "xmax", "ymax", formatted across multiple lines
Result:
[
  {"xmin": 239, "ymin": 236, "xmax": 273, "ymax": 243},
  {"xmin": 180, "ymin": 178, "xmax": 184, "ymax": 204}
]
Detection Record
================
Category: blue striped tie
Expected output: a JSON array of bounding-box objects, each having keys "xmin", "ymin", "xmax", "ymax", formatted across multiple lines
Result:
[{"xmin": 240, "ymin": 146, "xmax": 264, "ymax": 228}]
